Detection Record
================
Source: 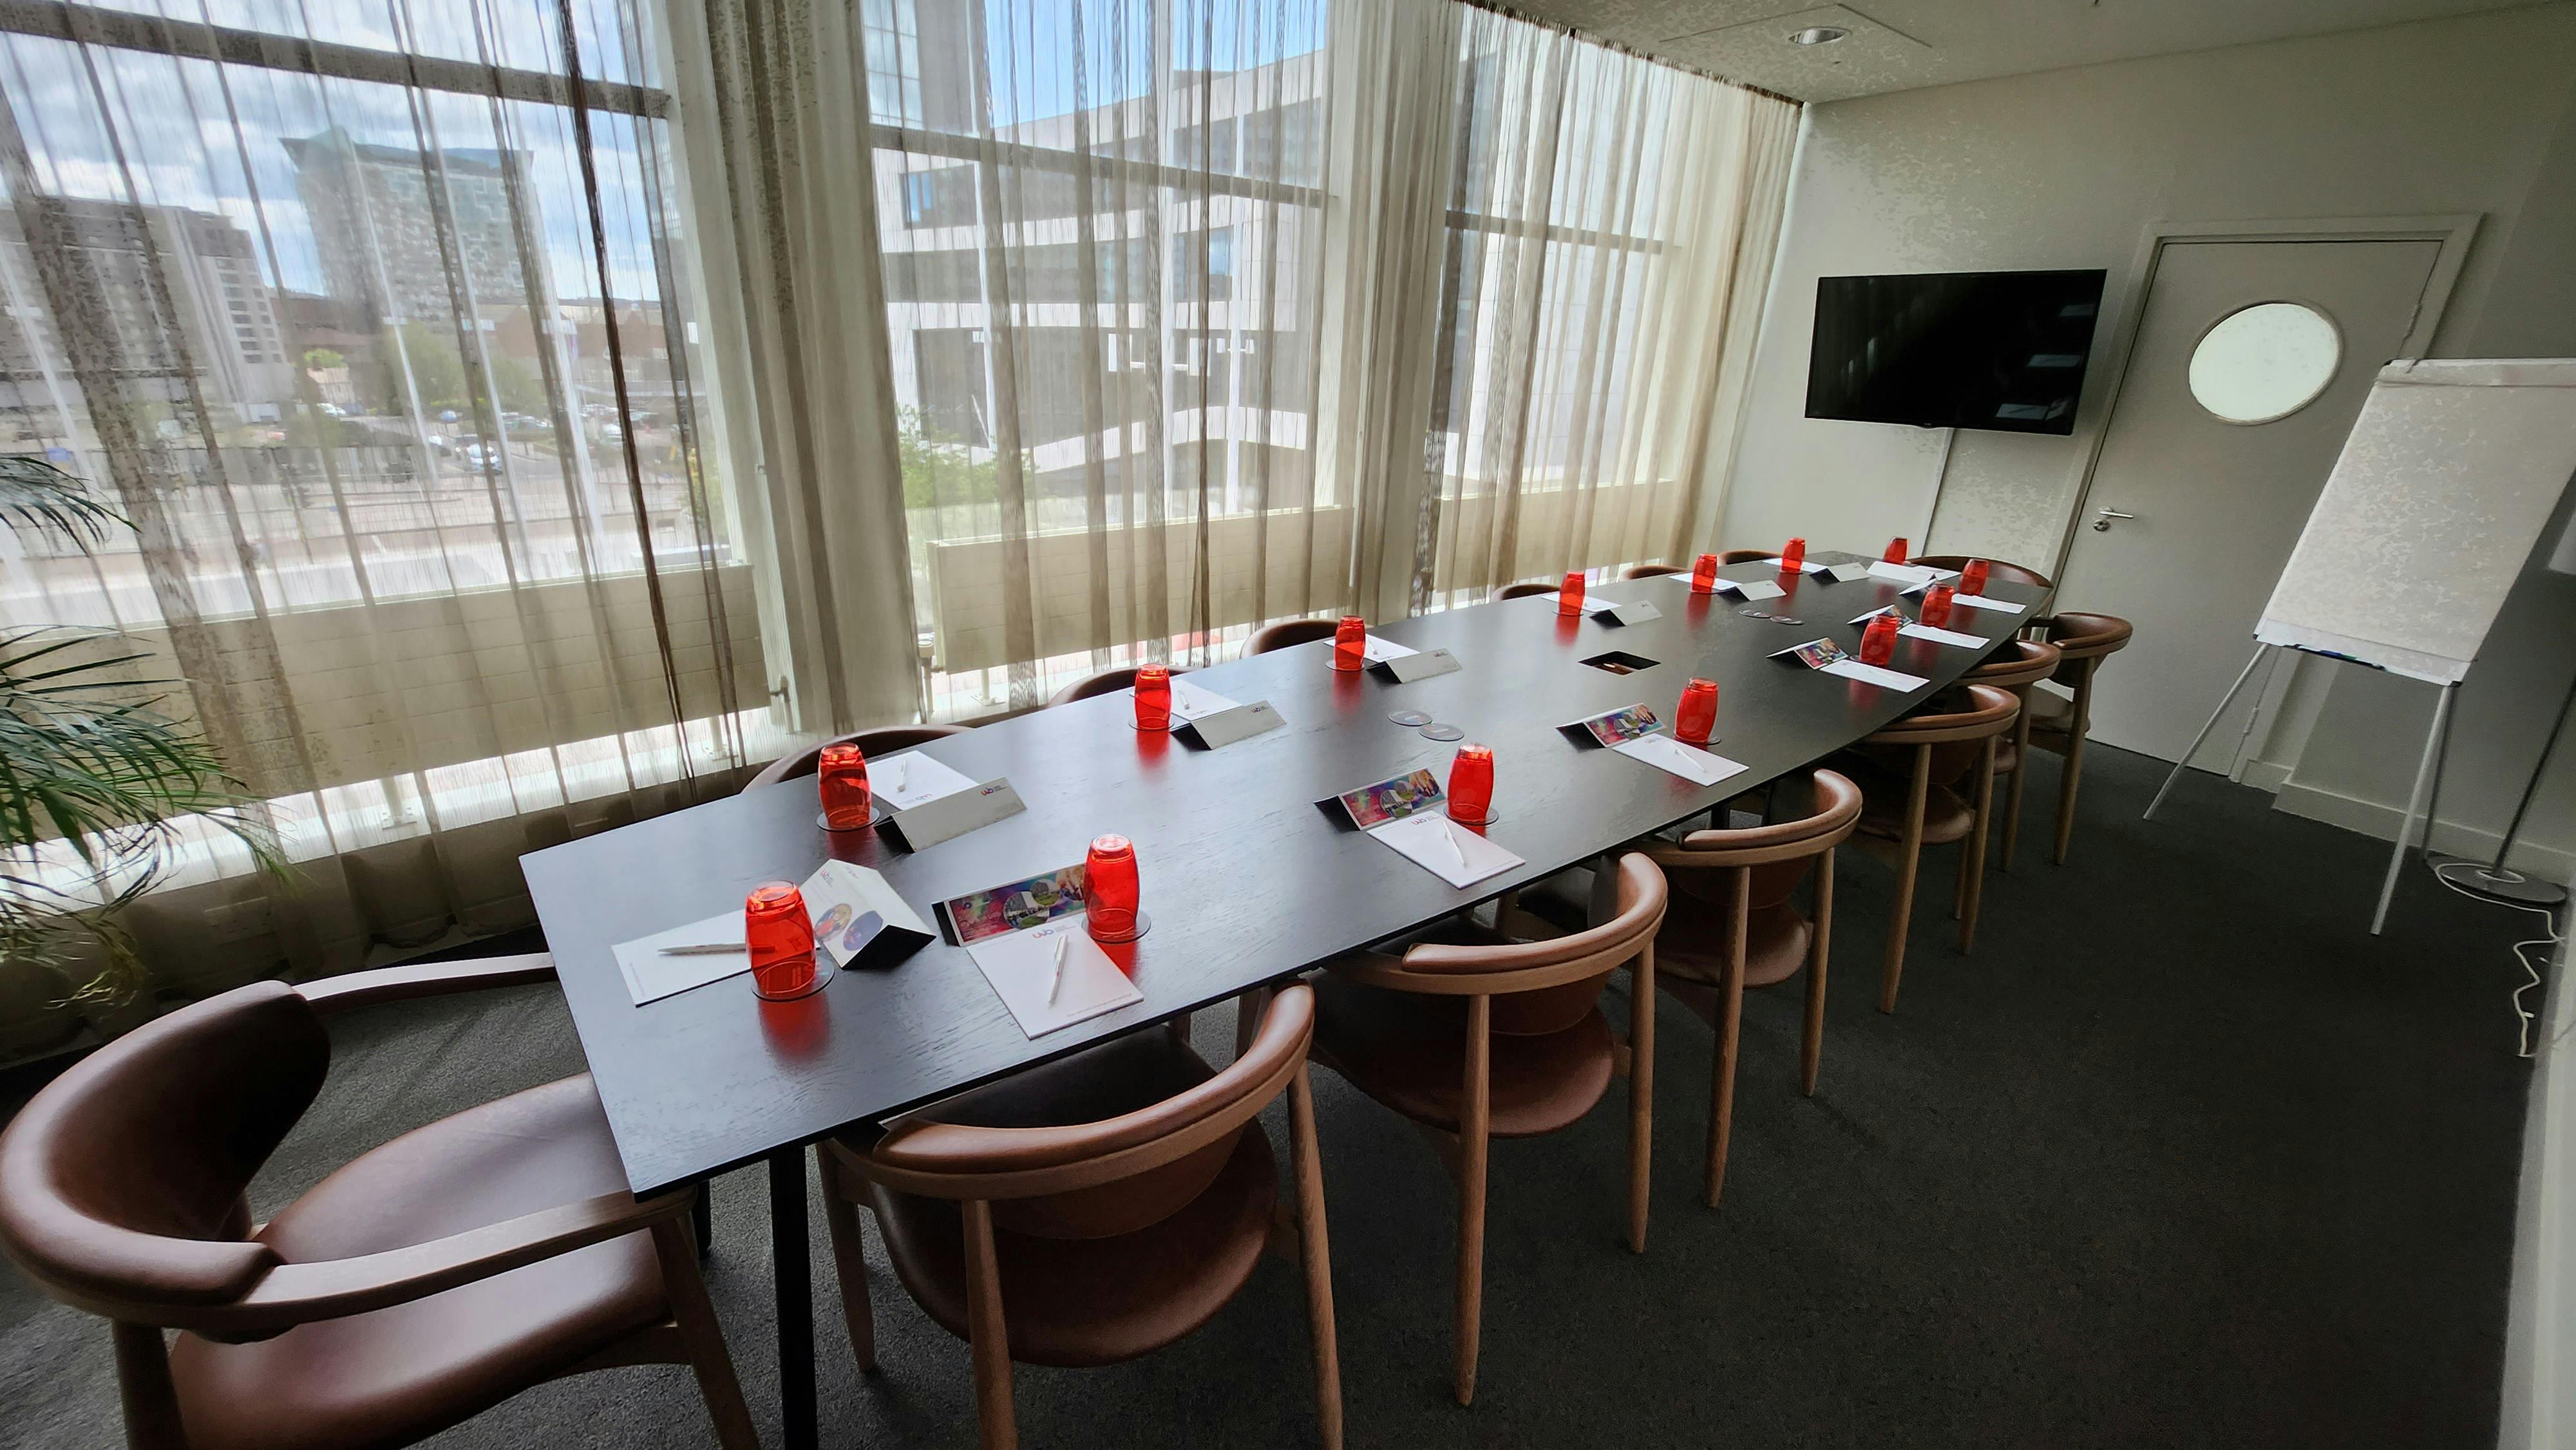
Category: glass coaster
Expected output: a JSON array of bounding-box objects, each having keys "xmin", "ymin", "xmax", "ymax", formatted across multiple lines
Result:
[
  {"xmin": 1088, "ymin": 910, "xmax": 1153, "ymax": 945},
  {"xmin": 1739, "ymin": 609, "xmax": 1772, "ymax": 619},
  {"xmin": 1771, "ymin": 616, "xmax": 1804, "ymax": 626},
  {"xmin": 1388, "ymin": 709, "xmax": 1434, "ymax": 726},
  {"xmin": 1422, "ymin": 723, "xmax": 1465, "ymax": 742},
  {"xmin": 818, "ymin": 805, "xmax": 893, "ymax": 832}
]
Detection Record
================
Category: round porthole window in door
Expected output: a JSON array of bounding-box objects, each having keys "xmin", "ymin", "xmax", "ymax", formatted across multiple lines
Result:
[{"xmin": 2188, "ymin": 301, "xmax": 2342, "ymax": 424}]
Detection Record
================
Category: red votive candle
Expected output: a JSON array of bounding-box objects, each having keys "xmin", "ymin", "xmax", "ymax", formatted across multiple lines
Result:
[
  {"xmin": 1962, "ymin": 558, "xmax": 1992, "ymax": 596},
  {"xmin": 1448, "ymin": 744, "xmax": 1495, "ymax": 825},
  {"xmin": 1860, "ymin": 613, "xmax": 1900, "ymax": 666},
  {"xmin": 1690, "ymin": 552, "xmax": 1720, "ymax": 594},
  {"xmin": 1085, "ymin": 834, "xmax": 1142, "ymax": 943},
  {"xmin": 1883, "ymin": 537, "xmax": 1909, "ymax": 565},
  {"xmin": 1558, "ymin": 570, "xmax": 1586, "ymax": 616},
  {"xmin": 1922, "ymin": 583, "xmax": 1956, "ymax": 628},
  {"xmin": 1332, "ymin": 615, "xmax": 1367, "ymax": 672},
  {"xmin": 746, "ymin": 881, "xmax": 822, "ymax": 1000},
  {"xmin": 1676, "ymin": 677, "xmax": 1719, "ymax": 744},
  {"xmin": 817, "ymin": 742, "xmax": 870, "ymax": 831},
  {"xmin": 1133, "ymin": 664, "xmax": 1171, "ymax": 731},
  {"xmin": 1781, "ymin": 537, "xmax": 1806, "ymax": 572}
]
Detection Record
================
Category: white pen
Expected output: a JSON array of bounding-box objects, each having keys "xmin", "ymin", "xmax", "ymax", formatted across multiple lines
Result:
[
  {"xmin": 887, "ymin": 759, "xmax": 908, "ymax": 794},
  {"xmin": 659, "ymin": 941, "xmax": 746, "ymax": 956},
  {"xmin": 1046, "ymin": 932, "xmax": 1068, "ymax": 1004},
  {"xmin": 1435, "ymin": 818, "xmax": 1470, "ymax": 875}
]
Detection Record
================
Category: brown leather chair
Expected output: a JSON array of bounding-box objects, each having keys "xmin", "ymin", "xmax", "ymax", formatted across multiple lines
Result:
[
  {"xmin": 1913, "ymin": 554, "xmax": 2055, "ymax": 590},
  {"xmin": 1311, "ymin": 854, "xmax": 1666, "ymax": 1406},
  {"xmin": 1046, "ymin": 664, "xmax": 1194, "ymax": 707},
  {"xmin": 1489, "ymin": 581, "xmax": 1557, "ymax": 601},
  {"xmin": 1244, "ymin": 617, "xmax": 1339, "ymax": 655},
  {"xmin": 1638, "ymin": 771, "xmax": 1862, "ymax": 1207},
  {"xmin": 1963, "ymin": 640, "xmax": 2064, "ymax": 872},
  {"xmin": 1832, "ymin": 684, "xmax": 2020, "ymax": 1013},
  {"xmin": 1716, "ymin": 548, "xmax": 1774, "ymax": 565},
  {"xmin": 1619, "ymin": 563, "xmax": 1687, "ymax": 579},
  {"xmin": 747, "ymin": 723, "xmax": 968, "ymax": 790},
  {"xmin": 0, "ymin": 957, "xmax": 755, "ymax": 1450},
  {"xmin": 2027, "ymin": 612, "xmax": 2134, "ymax": 864},
  {"xmin": 820, "ymin": 986, "xmax": 1338, "ymax": 1450}
]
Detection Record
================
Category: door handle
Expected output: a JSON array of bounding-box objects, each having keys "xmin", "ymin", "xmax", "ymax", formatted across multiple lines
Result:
[{"xmin": 2092, "ymin": 506, "xmax": 2137, "ymax": 532}]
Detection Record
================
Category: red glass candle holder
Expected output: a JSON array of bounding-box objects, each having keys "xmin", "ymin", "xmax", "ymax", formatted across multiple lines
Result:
[
  {"xmin": 1133, "ymin": 664, "xmax": 1171, "ymax": 731},
  {"xmin": 1921, "ymin": 583, "xmax": 1956, "ymax": 628},
  {"xmin": 1085, "ymin": 834, "xmax": 1143, "ymax": 943},
  {"xmin": 1332, "ymin": 615, "xmax": 1367, "ymax": 672},
  {"xmin": 1557, "ymin": 570, "xmax": 1585, "ymax": 617},
  {"xmin": 1962, "ymin": 558, "xmax": 1992, "ymax": 596},
  {"xmin": 1675, "ymin": 677, "xmax": 1719, "ymax": 744},
  {"xmin": 746, "ymin": 881, "xmax": 825, "ymax": 1000},
  {"xmin": 1883, "ymin": 536, "xmax": 1909, "ymax": 565},
  {"xmin": 1690, "ymin": 552, "xmax": 1719, "ymax": 594},
  {"xmin": 1860, "ymin": 614, "xmax": 1899, "ymax": 666},
  {"xmin": 1781, "ymin": 537, "xmax": 1807, "ymax": 572},
  {"xmin": 1448, "ymin": 744, "xmax": 1495, "ymax": 825},
  {"xmin": 817, "ymin": 742, "xmax": 871, "ymax": 831}
]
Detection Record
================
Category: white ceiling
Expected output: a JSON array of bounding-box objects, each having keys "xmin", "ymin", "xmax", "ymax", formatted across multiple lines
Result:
[{"xmin": 1507, "ymin": 0, "xmax": 2559, "ymax": 102}]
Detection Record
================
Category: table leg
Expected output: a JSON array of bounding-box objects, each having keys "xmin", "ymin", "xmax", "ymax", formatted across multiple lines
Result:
[{"xmin": 770, "ymin": 1148, "xmax": 817, "ymax": 1450}]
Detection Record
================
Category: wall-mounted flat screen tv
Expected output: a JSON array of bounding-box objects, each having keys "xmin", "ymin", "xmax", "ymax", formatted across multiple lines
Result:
[{"xmin": 1806, "ymin": 269, "xmax": 2108, "ymax": 435}]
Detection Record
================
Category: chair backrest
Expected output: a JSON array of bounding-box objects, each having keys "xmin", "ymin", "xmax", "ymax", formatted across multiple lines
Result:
[
  {"xmin": 1385, "ymin": 854, "xmax": 1667, "ymax": 1035},
  {"xmin": 1716, "ymin": 548, "xmax": 1774, "ymax": 565},
  {"xmin": 2044, "ymin": 612, "xmax": 2133, "ymax": 682},
  {"xmin": 1620, "ymin": 563, "xmax": 1687, "ymax": 580},
  {"xmin": 1862, "ymin": 684, "xmax": 2020, "ymax": 785},
  {"xmin": 746, "ymin": 724, "xmax": 969, "ymax": 791},
  {"xmin": 1915, "ymin": 554, "xmax": 2054, "ymax": 588},
  {"xmin": 1244, "ymin": 617, "xmax": 1339, "ymax": 656},
  {"xmin": 1490, "ymin": 581, "xmax": 1557, "ymax": 601},
  {"xmin": 0, "ymin": 982, "xmax": 327, "ymax": 1320},
  {"xmin": 1966, "ymin": 639, "xmax": 2064, "ymax": 693},
  {"xmin": 1047, "ymin": 664, "xmax": 1194, "ymax": 707},
  {"xmin": 864, "ymin": 985, "xmax": 1314, "ymax": 1240},
  {"xmin": 1642, "ymin": 769, "xmax": 1862, "ymax": 919}
]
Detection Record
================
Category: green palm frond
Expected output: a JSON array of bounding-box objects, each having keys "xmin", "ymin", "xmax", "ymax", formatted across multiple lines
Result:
[{"xmin": 0, "ymin": 453, "xmax": 123, "ymax": 546}]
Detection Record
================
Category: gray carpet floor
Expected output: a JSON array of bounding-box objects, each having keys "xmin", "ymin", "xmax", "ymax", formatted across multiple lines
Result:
[{"xmin": 0, "ymin": 743, "xmax": 2543, "ymax": 1448}]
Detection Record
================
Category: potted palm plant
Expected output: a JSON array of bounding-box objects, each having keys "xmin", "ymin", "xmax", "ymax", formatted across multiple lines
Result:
[{"xmin": 1, "ymin": 454, "xmax": 280, "ymax": 1053}]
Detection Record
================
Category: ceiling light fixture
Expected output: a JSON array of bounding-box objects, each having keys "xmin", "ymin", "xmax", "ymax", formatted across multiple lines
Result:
[{"xmin": 1788, "ymin": 24, "xmax": 1851, "ymax": 44}]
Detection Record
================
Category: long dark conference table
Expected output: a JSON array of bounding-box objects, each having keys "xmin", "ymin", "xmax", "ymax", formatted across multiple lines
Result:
[{"xmin": 522, "ymin": 555, "xmax": 2050, "ymax": 1449}]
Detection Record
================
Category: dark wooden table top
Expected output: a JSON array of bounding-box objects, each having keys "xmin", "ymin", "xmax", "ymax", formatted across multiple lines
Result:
[{"xmin": 524, "ymin": 559, "xmax": 2050, "ymax": 1194}]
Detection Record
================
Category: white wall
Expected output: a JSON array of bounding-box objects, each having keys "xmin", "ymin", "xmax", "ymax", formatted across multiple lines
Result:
[{"xmin": 1716, "ymin": 4, "xmax": 2576, "ymax": 874}]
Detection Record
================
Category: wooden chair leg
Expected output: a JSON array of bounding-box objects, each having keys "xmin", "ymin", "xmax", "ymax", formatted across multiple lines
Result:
[
  {"xmin": 2001, "ymin": 698, "xmax": 2032, "ymax": 872},
  {"xmin": 1960, "ymin": 737, "xmax": 1997, "ymax": 954},
  {"xmin": 817, "ymin": 1151, "xmax": 878, "ymax": 1373},
  {"xmin": 1880, "ymin": 744, "xmax": 1931, "ymax": 1013},
  {"xmin": 2054, "ymin": 667, "xmax": 2094, "ymax": 865},
  {"xmin": 961, "ymin": 1200, "xmax": 1018, "ymax": 1450},
  {"xmin": 1627, "ymin": 943, "xmax": 1654, "ymax": 1250},
  {"xmin": 649, "ymin": 1217, "xmax": 762, "ymax": 1450},
  {"xmin": 1289, "ymin": 1063, "xmax": 1344, "ymax": 1450},
  {"xmin": 1454, "ymin": 995, "xmax": 1492, "ymax": 1407},
  {"xmin": 690, "ymin": 1179, "xmax": 714, "ymax": 1261},
  {"xmin": 1706, "ymin": 867, "xmax": 1750, "ymax": 1209},
  {"xmin": 1168, "ymin": 1010, "xmax": 1192, "ymax": 1044},
  {"xmin": 1801, "ymin": 848, "xmax": 1833, "ymax": 1097},
  {"xmin": 111, "ymin": 1323, "xmax": 187, "ymax": 1450}
]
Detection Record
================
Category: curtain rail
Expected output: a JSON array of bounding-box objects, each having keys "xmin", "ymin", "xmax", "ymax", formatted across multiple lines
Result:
[{"xmin": 0, "ymin": 0, "xmax": 671, "ymax": 118}]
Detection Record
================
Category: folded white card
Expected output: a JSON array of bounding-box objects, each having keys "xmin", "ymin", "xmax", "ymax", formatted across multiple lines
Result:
[
  {"xmin": 1951, "ymin": 593, "xmax": 2027, "ymax": 614},
  {"xmin": 1585, "ymin": 597, "xmax": 1663, "ymax": 625},
  {"xmin": 1760, "ymin": 556, "xmax": 1826, "ymax": 574},
  {"xmin": 1376, "ymin": 646, "xmax": 1463, "ymax": 683},
  {"xmin": 1868, "ymin": 560, "xmax": 1957, "ymax": 585},
  {"xmin": 1821, "ymin": 659, "xmax": 1930, "ymax": 691},
  {"xmin": 1715, "ymin": 578, "xmax": 1787, "ymax": 600},
  {"xmin": 965, "ymin": 914, "xmax": 1144, "ymax": 1039},
  {"xmin": 872, "ymin": 751, "xmax": 979, "ymax": 812},
  {"xmin": 1361, "ymin": 634, "xmax": 1417, "ymax": 662},
  {"xmin": 612, "ymin": 910, "xmax": 747, "ymax": 1006},
  {"xmin": 1817, "ymin": 562, "xmax": 1876, "ymax": 583},
  {"xmin": 1899, "ymin": 622, "xmax": 1989, "ymax": 649},
  {"xmin": 881, "ymin": 778, "xmax": 1025, "ymax": 851},
  {"xmin": 1367, "ymin": 811, "xmax": 1523, "ymax": 889},
  {"xmin": 1183, "ymin": 699, "xmax": 1283, "ymax": 748},
  {"xmin": 1611, "ymin": 733, "xmax": 1749, "ymax": 787}
]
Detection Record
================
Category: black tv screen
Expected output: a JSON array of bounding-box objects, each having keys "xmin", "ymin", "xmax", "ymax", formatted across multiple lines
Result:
[{"xmin": 1806, "ymin": 269, "xmax": 2107, "ymax": 435}]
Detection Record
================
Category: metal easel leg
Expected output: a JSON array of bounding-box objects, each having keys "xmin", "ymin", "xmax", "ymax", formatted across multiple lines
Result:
[
  {"xmin": 2371, "ymin": 681, "xmax": 2459, "ymax": 936},
  {"xmin": 2145, "ymin": 645, "xmax": 2269, "ymax": 820}
]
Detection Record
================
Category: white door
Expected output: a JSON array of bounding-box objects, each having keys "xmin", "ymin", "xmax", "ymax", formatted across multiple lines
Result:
[{"xmin": 2054, "ymin": 239, "xmax": 2444, "ymax": 766}]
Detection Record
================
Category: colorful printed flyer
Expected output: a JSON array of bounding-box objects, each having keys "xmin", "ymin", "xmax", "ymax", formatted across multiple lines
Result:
[
  {"xmin": 1332, "ymin": 767, "xmax": 1444, "ymax": 829},
  {"xmin": 1569, "ymin": 702, "xmax": 1662, "ymax": 745},
  {"xmin": 1772, "ymin": 638, "xmax": 1852, "ymax": 670},
  {"xmin": 940, "ymin": 863, "xmax": 1087, "ymax": 945}
]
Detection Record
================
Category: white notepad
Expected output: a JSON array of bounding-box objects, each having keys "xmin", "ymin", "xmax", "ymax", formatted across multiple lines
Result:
[
  {"xmin": 1951, "ymin": 593, "xmax": 2027, "ymax": 615},
  {"xmin": 1361, "ymin": 634, "xmax": 1418, "ymax": 662},
  {"xmin": 1759, "ymin": 556, "xmax": 1826, "ymax": 574},
  {"xmin": 1899, "ymin": 622, "xmax": 1990, "ymax": 649},
  {"xmin": 872, "ymin": 751, "xmax": 979, "ymax": 812},
  {"xmin": 1821, "ymin": 659, "xmax": 1930, "ymax": 691},
  {"xmin": 1367, "ymin": 811, "xmax": 1524, "ymax": 889},
  {"xmin": 1868, "ymin": 560, "xmax": 1958, "ymax": 585},
  {"xmin": 1166, "ymin": 677, "xmax": 1240, "ymax": 721},
  {"xmin": 1611, "ymin": 733, "xmax": 1749, "ymax": 787},
  {"xmin": 612, "ymin": 910, "xmax": 749, "ymax": 1005},
  {"xmin": 965, "ymin": 914, "xmax": 1145, "ymax": 1038}
]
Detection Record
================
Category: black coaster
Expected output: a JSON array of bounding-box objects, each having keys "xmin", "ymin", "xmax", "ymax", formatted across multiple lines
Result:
[
  {"xmin": 817, "ymin": 804, "xmax": 893, "ymax": 832},
  {"xmin": 1388, "ymin": 709, "xmax": 1434, "ymax": 726},
  {"xmin": 1423, "ymin": 723, "xmax": 1465, "ymax": 742},
  {"xmin": 1130, "ymin": 719, "xmax": 1174, "ymax": 731}
]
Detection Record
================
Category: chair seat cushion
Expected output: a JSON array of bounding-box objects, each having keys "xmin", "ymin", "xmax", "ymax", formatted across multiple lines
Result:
[
  {"xmin": 167, "ymin": 1075, "xmax": 664, "ymax": 1450},
  {"xmin": 1310, "ymin": 973, "xmax": 1615, "ymax": 1138},
  {"xmin": 1656, "ymin": 898, "xmax": 1813, "ymax": 990},
  {"xmin": 864, "ymin": 1125, "xmax": 1277, "ymax": 1367}
]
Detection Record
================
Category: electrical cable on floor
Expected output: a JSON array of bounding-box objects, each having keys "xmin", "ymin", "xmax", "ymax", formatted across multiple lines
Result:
[{"xmin": 2430, "ymin": 858, "xmax": 2566, "ymax": 1057}]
